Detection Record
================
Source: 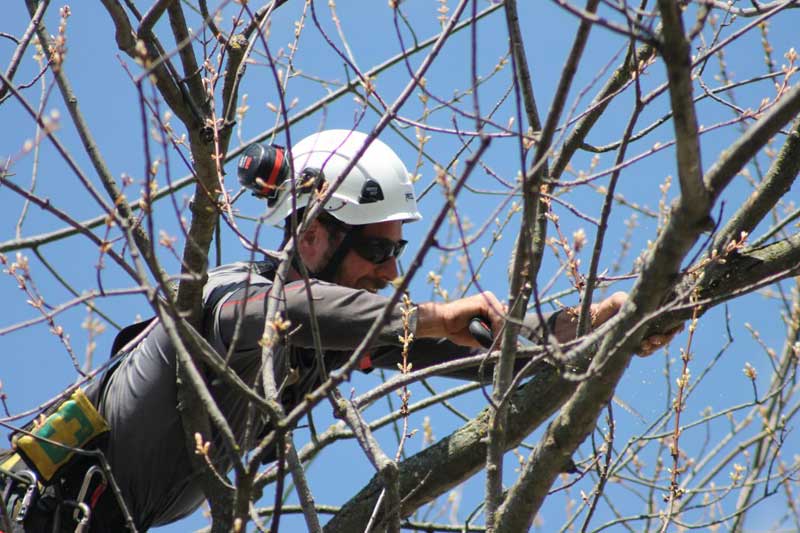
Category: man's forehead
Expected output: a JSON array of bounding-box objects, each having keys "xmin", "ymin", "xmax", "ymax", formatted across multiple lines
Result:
[{"xmin": 360, "ymin": 220, "xmax": 403, "ymax": 238}]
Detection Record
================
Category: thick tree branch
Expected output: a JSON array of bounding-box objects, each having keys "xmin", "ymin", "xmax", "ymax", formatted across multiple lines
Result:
[
  {"xmin": 713, "ymin": 114, "xmax": 800, "ymax": 251},
  {"xmin": 656, "ymin": 0, "xmax": 707, "ymax": 210},
  {"xmin": 503, "ymin": 0, "xmax": 543, "ymax": 133},
  {"xmin": 99, "ymin": 0, "xmax": 193, "ymax": 127},
  {"xmin": 327, "ymin": 79, "xmax": 800, "ymax": 525},
  {"xmin": 220, "ymin": 34, "xmax": 248, "ymax": 137},
  {"xmin": 324, "ymin": 232, "xmax": 800, "ymax": 532},
  {"xmin": 492, "ymin": 88, "xmax": 800, "ymax": 531},
  {"xmin": 138, "ymin": 0, "xmax": 173, "ymax": 36},
  {"xmin": 704, "ymin": 85, "xmax": 800, "ymax": 197},
  {"xmin": 284, "ymin": 435, "xmax": 323, "ymax": 533},
  {"xmin": 166, "ymin": 1, "xmax": 207, "ymax": 117},
  {"xmin": 330, "ymin": 391, "xmax": 400, "ymax": 533},
  {"xmin": 491, "ymin": 0, "xmax": 546, "ymax": 462},
  {"xmin": 550, "ymin": 43, "xmax": 656, "ymax": 180},
  {"xmin": 487, "ymin": 1, "xmax": 601, "ymax": 525}
]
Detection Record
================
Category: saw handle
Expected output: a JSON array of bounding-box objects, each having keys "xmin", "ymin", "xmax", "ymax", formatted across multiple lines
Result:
[{"xmin": 468, "ymin": 317, "xmax": 494, "ymax": 349}]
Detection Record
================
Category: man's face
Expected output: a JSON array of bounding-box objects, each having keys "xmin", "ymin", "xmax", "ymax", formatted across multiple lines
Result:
[{"xmin": 334, "ymin": 220, "xmax": 403, "ymax": 292}]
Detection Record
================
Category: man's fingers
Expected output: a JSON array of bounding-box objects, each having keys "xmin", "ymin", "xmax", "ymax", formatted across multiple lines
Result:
[
  {"xmin": 637, "ymin": 338, "xmax": 663, "ymax": 357},
  {"xmin": 590, "ymin": 292, "xmax": 686, "ymax": 357},
  {"xmin": 592, "ymin": 291, "xmax": 628, "ymax": 327},
  {"xmin": 667, "ymin": 323, "xmax": 685, "ymax": 337},
  {"xmin": 477, "ymin": 291, "xmax": 506, "ymax": 341},
  {"xmin": 636, "ymin": 325, "xmax": 684, "ymax": 357},
  {"xmin": 431, "ymin": 291, "xmax": 507, "ymax": 347},
  {"xmin": 637, "ymin": 336, "xmax": 664, "ymax": 356}
]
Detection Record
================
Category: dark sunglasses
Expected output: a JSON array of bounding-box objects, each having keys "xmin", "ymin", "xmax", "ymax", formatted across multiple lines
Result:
[{"xmin": 350, "ymin": 236, "xmax": 408, "ymax": 264}]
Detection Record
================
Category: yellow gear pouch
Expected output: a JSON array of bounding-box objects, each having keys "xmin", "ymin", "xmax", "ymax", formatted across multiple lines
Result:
[{"xmin": 12, "ymin": 388, "xmax": 109, "ymax": 482}]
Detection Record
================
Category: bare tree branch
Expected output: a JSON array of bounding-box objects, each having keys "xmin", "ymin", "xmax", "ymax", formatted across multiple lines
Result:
[
  {"xmin": 325, "ymin": 232, "xmax": 800, "ymax": 532},
  {"xmin": 656, "ymin": 0, "xmax": 707, "ymax": 210},
  {"xmin": 0, "ymin": 0, "xmax": 48, "ymax": 102}
]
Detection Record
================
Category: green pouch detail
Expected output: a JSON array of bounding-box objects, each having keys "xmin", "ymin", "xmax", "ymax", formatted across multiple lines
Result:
[{"xmin": 12, "ymin": 388, "xmax": 109, "ymax": 482}]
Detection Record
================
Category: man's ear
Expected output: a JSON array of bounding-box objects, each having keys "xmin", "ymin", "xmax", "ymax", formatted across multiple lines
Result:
[{"xmin": 297, "ymin": 218, "xmax": 325, "ymax": 270}]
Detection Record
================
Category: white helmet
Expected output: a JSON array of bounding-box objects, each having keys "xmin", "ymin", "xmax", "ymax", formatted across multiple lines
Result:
[{"xmin": 263, "ymin": 129, "xmax": 422, "ymax": 226}]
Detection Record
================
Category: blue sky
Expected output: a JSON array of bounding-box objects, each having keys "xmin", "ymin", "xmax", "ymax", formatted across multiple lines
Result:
[{"xmin": 2, "ymin": 2, "xmax": 799, "ymax": 531}]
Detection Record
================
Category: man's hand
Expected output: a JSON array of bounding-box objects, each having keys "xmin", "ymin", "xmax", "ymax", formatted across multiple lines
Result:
[
  {"xmin": 417, "ymin": 290, "xmax": 681, "ymax": 354},
  {"xmin": 551, "ymin": 291, "xmax": 682, "ymax": 356},
  {"xmin": 416, "ymin": 291, "xmax": 506, "ymax": 348}
]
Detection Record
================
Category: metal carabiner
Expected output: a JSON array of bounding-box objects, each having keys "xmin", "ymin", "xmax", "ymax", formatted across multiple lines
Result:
[
  {"xmin": 62, "ymin": 501, "xmax": 91, "ymax": 533},
  {"xmin": 72, "ymin": 465, "xmax": 106, "ymax": 522},
  {"xmin": 13, "ymin": 469, "xmax": 38, "ymax": 523}
]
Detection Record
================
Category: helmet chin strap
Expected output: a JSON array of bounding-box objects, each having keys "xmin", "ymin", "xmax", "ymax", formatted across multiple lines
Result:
[
  {"xmin": 288, "ymin": 209, "xmax": 359, "ymax": 283},
  {"xmin": 311, "ymin": 230, "xmax": 355, "ymax": 283}
]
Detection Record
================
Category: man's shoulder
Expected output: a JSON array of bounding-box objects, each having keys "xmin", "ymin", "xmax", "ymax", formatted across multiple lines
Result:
[
  {"xmin": 208, "ymin": 259, "xmax": 278, "ymax": 280},
  {"xmin": 203, "ymin": 258, "xmax": 280, "ymax": 303}
]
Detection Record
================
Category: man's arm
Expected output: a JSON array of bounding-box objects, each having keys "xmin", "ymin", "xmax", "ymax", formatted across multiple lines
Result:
[
  {"xmin": 219, "ymin": 279, "xmax": 414, "ymax": 351},
  {"xmin": 371, "ymin": 291, "xmax": 681, "ymax": 381},
  {"xmin": 547, "ymin": 292, "xmax": 682, "ymax": 356},
  {"xmin": 414, "ymin": 291, "xmax": 681, "ymax": 355}
]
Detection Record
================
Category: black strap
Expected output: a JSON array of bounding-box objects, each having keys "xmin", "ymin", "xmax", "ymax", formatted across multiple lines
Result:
[
  {"xmin": 84, "ymin": 318, "xmax": 157, "ymax": 409},
  {"xmin": 109, "ymin": 319, "xmax": 155, "ymax": 356},
  {"xmin": 313, "ymin": 230, "xmax": 355, "ymax": 282}
]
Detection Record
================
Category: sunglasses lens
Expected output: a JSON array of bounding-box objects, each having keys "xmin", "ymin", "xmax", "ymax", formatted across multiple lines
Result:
[{"xmin": 354, "ymin": 238, "xmax": 407, "ymax": 264}]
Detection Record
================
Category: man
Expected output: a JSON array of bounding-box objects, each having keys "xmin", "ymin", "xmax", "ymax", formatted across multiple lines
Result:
[{"xmin": 1, "ymin": 130, "xmax": 674, "ymax": 531}]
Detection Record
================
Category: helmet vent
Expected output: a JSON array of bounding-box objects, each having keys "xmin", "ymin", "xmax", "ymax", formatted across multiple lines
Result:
[{"xmin": 359, "ymin": 179, "xmax": 384, "ymax": 204}]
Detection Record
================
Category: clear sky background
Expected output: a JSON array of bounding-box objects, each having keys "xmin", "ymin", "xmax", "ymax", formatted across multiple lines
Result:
[{"xmin": 2, "ymin": 2, "xmax": 799, "ymax": 531}]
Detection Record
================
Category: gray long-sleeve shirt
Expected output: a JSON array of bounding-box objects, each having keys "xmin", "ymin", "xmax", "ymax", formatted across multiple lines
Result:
[
  {"xmin": 87, "ymin": 259, "xmax": 454, "ymax": 528},
  {"xmin": 88, "ymin": 258, "xmax": 548, "ymax": 529}
]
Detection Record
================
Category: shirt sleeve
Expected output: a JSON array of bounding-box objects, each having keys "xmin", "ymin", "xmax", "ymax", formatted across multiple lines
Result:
[
  {"xmin": 369, "ymin": 310, "xmax": 556, "ymax": 382},
  {"xmin": 521, "ymin": 309, "xmax": 555, "ymax": 342},
  {"xmin": 216, "ymin": 279, "xmax": 414, "ymax": 352}
]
